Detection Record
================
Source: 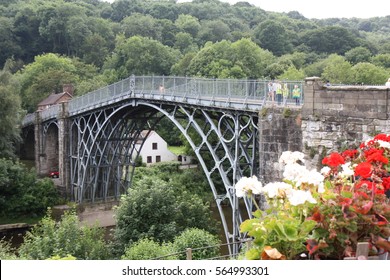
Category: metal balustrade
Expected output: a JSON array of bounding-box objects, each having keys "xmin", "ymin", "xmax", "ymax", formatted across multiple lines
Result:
[{"xmin": 22, "ymin": 76, "xmax": 304, "ymax": 126}]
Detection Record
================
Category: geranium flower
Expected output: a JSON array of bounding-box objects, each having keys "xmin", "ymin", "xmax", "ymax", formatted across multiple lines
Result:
[
  {"xmin": 288, "ymin": 189, "xmax": 317, "ymax": 206},
  {"xmin": 235, "ymin": 176, "xmax": 263, "ymax": 197},
  {"xmin": 354, "ymin": 162, "xmax": 372, "ymax": 178},
  {"xmin": 322, "ymin": 152, "xmax": 345, "ymax": 168},
  {"xmin": 279, "ymin": 151, "xmax": 305, "ymax": 165},
  {"xmin": 339, "ymin": 162, "xmax": 354, "ymax": 177},
  {"xmin": 262, "ymin": 182, "xmax": 292, "ymax": 199},
  {"xmin": 341, "ymin": 149, "xmax": 358, "ymax": 160}
]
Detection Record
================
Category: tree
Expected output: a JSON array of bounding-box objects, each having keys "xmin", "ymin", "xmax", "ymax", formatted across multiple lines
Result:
[
  {"xmin": 0, "ymin": 158, "xmax": 60, "ymax": 218},
  {"xmin": 175, "ymin": 14, "xmax": 201, "ymax": 38},
  {"xmin": 0, "ymin": 17, "xmax": 21, "ymax": 68},
  {"xmin": 0, "ymin": 64, "xmax": 21, "ymax": 158},
  {"xmin": 17, "ymin": 53, "xmax": 77, "ymax": 112},
  {"xmin": 344, "ymin": 47, "xmax": 372, "ymax": 65},
  {"xmin": 198, "ymin": 19, "xmax": 232, "ymax": 45},
  {"xmin": 300, "ymin": 26, "xmax": 359, "ymax": 55},
  {"xmin": 113, "ymin": 165, "xmax": 218, "ymax": 254},
  {"xmin": 121, "ymin": 13, "xmax": 162, "ymax": 41},
  {"xmin": 104, "ymin": 35, "xmax": 180, "ymax": 78},
  {"xmin": 186, "ymin": 38, "xmax": 274, "ymax": 78},
  {"xmin": 277, "ymin": 66, "xmax": 306, "ymax": 81},
  {"xmin": 372, "ymin": 54, "xmax": 390, "ymax": 68},
  {"xmin": 254, "ymin": 20, "xmax": 293, "ymax": 56},
  {"xmin": 350, "ymin": 62, "xmax": 389, "ymax": 85},
  {"xmin": 321, "ymin": 54, "xmax": 353, "ymax": 84}
]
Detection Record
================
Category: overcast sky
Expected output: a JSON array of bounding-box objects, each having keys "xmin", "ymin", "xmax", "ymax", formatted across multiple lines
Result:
[{"xmin": 176, "ymin": 0, "xmax": 390, "ymax": 19}]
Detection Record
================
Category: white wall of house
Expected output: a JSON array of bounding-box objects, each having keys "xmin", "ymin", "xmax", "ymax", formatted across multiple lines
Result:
[{"xmin": 136, "ymin": 131, "xmax": 177, "ymax": 166}]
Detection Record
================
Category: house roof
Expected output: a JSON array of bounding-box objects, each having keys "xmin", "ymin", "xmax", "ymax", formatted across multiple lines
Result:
[{"xmin": 37, "ymin": 92, "xmax": 72, "ymax": 107}]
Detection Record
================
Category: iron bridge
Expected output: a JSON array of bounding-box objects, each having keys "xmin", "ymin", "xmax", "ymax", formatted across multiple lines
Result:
[{"xmin": 22, "ymin": 75, "xmax": 304, "ymax": 256}]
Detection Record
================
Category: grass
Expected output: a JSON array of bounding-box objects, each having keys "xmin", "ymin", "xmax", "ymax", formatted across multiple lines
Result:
[{"xmin": 168, "ymin": 146, "xmax": 187, "ymax": 155}]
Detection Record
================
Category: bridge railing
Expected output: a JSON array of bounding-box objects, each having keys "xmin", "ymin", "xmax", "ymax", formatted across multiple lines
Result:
[
  {"xmin": 40, "ymin": 104, "xmax": 61, "ymax": 121},
  {"xmin": 38, "ymin": 76, "xmax": 304, "ymax": 118}
]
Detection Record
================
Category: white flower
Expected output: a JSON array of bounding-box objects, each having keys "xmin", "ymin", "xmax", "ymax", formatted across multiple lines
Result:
[
  {"xmin": 320, "ymin": 166, "xmax": 331, "ymax": 176},
  {"xmin": 288, "ymin": 190, "xmax": 317, "ymax": 206},
  {"xmin": 235, "ymin": 176, "xmax": 263, "ymax": 197},
  {"xmin": 279, "ymin": 151, "xmax": 305, "ymax": 165},
  {"xmin": 263, "ymin": 182, "xmax": 292, "ymax": 198},
  {"xmin": 339, "ymin": 162, "xmax": 354, "ymax": 177},
  {"xmin": 377, "ymin": 140, "xmax": 390, "ymax": 149},
  {"xmin": 283, "ymin": 163, "xmax": 308, "ymax": 182}
]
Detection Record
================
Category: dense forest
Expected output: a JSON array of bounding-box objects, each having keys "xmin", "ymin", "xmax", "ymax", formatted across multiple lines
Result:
[
  {"xmin": 1, "ymin": 0, "xmax": 390, "ymax": 259},
  {"xmin": 1, "ymin": 0, "xmax": 390, "ymax": 112}
]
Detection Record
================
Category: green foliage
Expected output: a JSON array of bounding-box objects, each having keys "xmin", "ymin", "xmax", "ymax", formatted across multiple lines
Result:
[
  {"xmin": 104, "ymin": 35, "xmax": 180, "ymax": 79},
  {"xmin": 121, "ymin": 238, "xmax": 175, "ymax": 260},
  {"xmin": 344, "ymin": 47, "xmax": 372, "ymax": 65},
  {"xmin": 0, "ymin": 238, "xmax": 18, "ymax": 260},
  {"xmin": 321, "ymin": 54, "xmax": 353, "ymax": 84},
  {"xmin": 172, "ymin": 228, "xmax": 220, "ymax": 260},
  {"xmin": 113, "ymin": 165, "xmax": 217, "ymax": 255},
  {"xmin": 254, "ymin": 20, "xmax": 293, "ymax": 56},
  {"xmin": 0, "ymin": 158, "xmax": 61, "ymax": 218},
  {"xmin": 186, "ymin": 38, "xmax": 274, "ymax": 79},
  {"xmin": 0, "ymin": 65, "xmax": 21, "ymax": 158},
  {"xmin": 350, "ymin": 62, "xmax": 390, "ymax": 85},
  {"xmin": 18, "ymin": 209, "xmax": 110, "ymax": 260}
]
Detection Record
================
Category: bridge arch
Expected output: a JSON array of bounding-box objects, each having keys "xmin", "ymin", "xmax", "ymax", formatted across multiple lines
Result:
[{"xmin": 69, "ymin": 101, "xmax": 259, "ymax": 255}]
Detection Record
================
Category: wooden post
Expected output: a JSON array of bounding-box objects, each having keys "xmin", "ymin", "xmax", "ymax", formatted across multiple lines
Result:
[{"xmin": 186, "ymin": 248, "xmax": 192, "ymax": 260}]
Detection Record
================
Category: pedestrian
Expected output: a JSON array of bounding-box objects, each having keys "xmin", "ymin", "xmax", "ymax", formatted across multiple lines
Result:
[
  {"xmin": 267, "ymin": 81, "xmax": 274, "ymax": 104},
  {"xmin": 159, "ymin": 84, "xmax": 165, "ymax": 93},
  {"xmin": 275, "ymin": 81, "xmax": 282, "ymax": 105},
  {"xmin": 282, "ymin": 83, "xmax": 289, "ymax": 104},
  {"xmin": 292, "ymin": 85, "xmax": 301, "ymax": 105}
]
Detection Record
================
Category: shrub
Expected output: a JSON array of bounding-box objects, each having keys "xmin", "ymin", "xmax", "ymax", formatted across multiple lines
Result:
[
  {"xmin": 0, "ymin": 159, "xmax": 61, "ymax": 218},
  {"xmin": 18, "ymin": 209, "xmax": 110, "ymax": 260},
  {"xmin": 121, "ymin": 238, "xmax": 175, "ymax": 260},
  {"xmin": 172, "ymin": 228, "xmax": 220, "ymax": 260}
]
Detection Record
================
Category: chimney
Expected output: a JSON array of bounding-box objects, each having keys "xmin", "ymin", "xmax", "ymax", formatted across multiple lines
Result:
[{"xmin": 63, "ymin": 84, "xmax": 74, "ymax": 96}]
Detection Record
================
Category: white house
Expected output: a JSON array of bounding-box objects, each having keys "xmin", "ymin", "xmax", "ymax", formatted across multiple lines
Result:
[{"xmin": 135, "ymin": 130, "xmax": 178, "ymax": 166}]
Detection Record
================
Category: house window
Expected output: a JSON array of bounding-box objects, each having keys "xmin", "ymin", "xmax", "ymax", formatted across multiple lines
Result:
[
  {"xmin": 156, "ymin": 155, "xmax": 161, "ymax": 162},
  {"xmin": 147, "ymin": 156, "xmax": 152, "ymax": 163},
  {"xmin": 152, "ymin": 142, "xmax": 158, "ymax": 150}
]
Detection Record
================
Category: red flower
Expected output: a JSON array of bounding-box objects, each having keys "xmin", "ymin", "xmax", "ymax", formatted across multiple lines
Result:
[
  {"xmin": 373, "ymin": 134, "xmax": 390, "ymax": 142},
  {"xmin": 322, "ymin": 152, "xmax": 345, "ymax": 168},
  {"xmin": 366, "ymin": 152, "xmax": 388, "ymax": 164},
  {"xmin": 382, "ymin": 177, "xmax": 390, "ymax": 191},
  {"xmin": 341, "ymin": 149, "xmax": 358, "ymax": 160},
  {"xmin": 354, "ymin": 162, "xmax": 372, "ymax": 178}
]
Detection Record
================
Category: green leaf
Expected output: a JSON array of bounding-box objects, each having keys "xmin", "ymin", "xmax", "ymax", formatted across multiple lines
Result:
[
  {"xmin": 341, "ymin": 191, "xmax": 353, "ymax": 198},
  {"xmin": 245, "ymin": 248, "xmax": 261, "ymax": 260},
  {"xmin": 239, "ymin": 218, "xmax": 258, "ymax": 233},
  {"xmin": 299, "ymin": 220, "xmax": 317, "ymax": 236}
]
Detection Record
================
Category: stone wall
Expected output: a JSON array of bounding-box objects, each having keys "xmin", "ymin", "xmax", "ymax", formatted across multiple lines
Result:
[
  {"xmin": 301, "ymin": 77, "xmax": 390, "ymax": 170},
  {"xmin": 258, "ymin": 77, "xmax": 390, "ymax": 182},
  {"xmin": 258, "ymin": 107, "xmax": 302, "ymax": 183}
]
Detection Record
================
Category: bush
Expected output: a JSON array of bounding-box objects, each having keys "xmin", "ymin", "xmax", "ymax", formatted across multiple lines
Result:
[
  {"xmin": 18, "ymin": 209, "xmax": 110, "ymax": 260},
  {"xmin": 121, "ymin": 238, "xmax": 175, "ymax": 260},
  {"xmin": 0, "ymin": 158, "xmax": 61, "ymax": 218},
  {"xmin": 172, "ymin": 228, "xmax": 221, "ymax": 260},
  {"xmin": 0, "ymin": 239, "xmax": 18, "ymax": 260},
  {"xmin": 113, "ymin": 175, "xmax": 218, "ymax": 255}
]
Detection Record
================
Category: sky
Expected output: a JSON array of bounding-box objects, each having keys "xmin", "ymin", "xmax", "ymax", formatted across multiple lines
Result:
[{"xmin": 176, "ymin": 0, "xmax": 390, "ymax": 19}]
